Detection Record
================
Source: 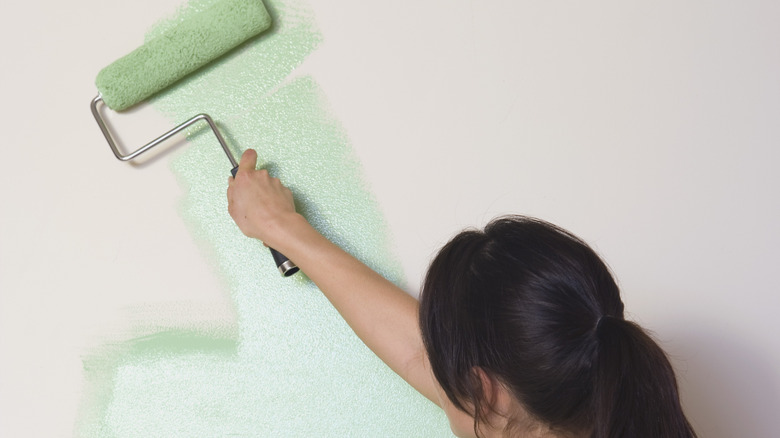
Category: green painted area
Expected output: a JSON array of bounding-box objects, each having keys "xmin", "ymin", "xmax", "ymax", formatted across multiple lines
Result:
[
  {"xmin": 77, "ymin": 0, "xmax": 451, "ymax": 436},
  {"xmin": 77, "ymin": 328, "xmax": 239, "ymax": 438},
  {"xmin": 123, "ymin": 330, "xmax": 238, "ymax": 355}
]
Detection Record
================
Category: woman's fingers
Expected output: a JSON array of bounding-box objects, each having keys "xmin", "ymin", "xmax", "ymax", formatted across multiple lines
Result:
[{"xmin": 237, "ymin": 148, "xmax": 258, "ymax": 174}]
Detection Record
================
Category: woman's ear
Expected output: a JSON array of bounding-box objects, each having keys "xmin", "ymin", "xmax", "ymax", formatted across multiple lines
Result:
[
  {"xmin": 472, "ymin": 368, "xmax": 552, "ymax": 436},
  {"xmin": 472, "ymin": 367, "xmax": 516, "ymax": 419}
]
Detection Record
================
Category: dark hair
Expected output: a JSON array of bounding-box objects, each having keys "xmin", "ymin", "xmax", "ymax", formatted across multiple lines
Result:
[{"xmin": 419, "ymin": 216, "xmax": 696, "ymax": 437}]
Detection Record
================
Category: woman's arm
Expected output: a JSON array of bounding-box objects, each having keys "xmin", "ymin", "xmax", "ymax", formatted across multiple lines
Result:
[{"xmin": 227, "ymin": 149, "xmax": 439, "ymax": 403}]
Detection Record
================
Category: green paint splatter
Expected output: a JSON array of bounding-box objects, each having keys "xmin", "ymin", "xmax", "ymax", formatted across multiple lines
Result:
[{"xmin": 77, "ymin": 0, "xmax": 450, "ymax": 436}]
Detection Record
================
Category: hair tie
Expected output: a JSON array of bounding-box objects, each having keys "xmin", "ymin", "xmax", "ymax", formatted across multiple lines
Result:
[{"xmin": 596, "ymin": 315, "xmax": 612, "ymax": 331}]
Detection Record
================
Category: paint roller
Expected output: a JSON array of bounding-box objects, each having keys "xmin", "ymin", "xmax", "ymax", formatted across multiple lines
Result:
[{"xmin": 90, "ymin": 0, "xmax": 299, "ymax": 277}]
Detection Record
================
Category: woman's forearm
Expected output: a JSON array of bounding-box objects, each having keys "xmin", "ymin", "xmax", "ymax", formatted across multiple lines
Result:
[
  {"xmin": 227, "ymin": 149, "xmax": 440, "ymax": 405},
  {"xmin": 273, "ymin": 213, "xmax": 440, "ymax": 404}
]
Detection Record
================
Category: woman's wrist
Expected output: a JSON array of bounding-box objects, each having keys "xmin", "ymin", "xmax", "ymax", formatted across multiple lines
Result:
[{"xmin": 265, "ymin": 212, "xmax": 316, "ymax": 257}]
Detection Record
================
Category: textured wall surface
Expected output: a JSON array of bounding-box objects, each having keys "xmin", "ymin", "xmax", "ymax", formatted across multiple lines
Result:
[{"xmin": 1, "ymin": 0, "xmax": 779, "ymax": 437}]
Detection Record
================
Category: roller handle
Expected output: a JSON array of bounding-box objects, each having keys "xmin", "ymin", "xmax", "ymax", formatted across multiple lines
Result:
[{"xmin": 231, "ymin": 166, "xmax": 300, "ymax": 277}]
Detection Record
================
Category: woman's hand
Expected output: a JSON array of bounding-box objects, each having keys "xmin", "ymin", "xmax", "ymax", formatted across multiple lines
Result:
[{"xmin": 227, "ymin": 149, "xmax": 296, "ymax": 245}]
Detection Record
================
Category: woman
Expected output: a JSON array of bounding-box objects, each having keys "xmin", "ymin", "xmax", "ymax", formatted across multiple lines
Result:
[{"xmin": 227, "ymin": 149, "xmax": 697, "ymax": 437}]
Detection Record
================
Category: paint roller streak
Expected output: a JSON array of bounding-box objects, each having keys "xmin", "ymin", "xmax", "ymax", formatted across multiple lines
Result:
[
  {"xmin": 77, "ymin": 0, "xmax": 450, "ymax": 436},
  {"xmin": 77, "ymin": 328, "xmax": 239, "ymax": 438}
]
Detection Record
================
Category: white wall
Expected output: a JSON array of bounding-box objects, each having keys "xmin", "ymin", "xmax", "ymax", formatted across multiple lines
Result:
[{"xmin": 1, "ymin": 0, "xmax": 778, "ymax": 436}]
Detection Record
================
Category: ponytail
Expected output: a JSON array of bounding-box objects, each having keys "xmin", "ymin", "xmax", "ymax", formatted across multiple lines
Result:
[
  {"xmin": 419, "ymin": 216, "xmax": 697, "ymax": 437},
  {"xmin": 593, "ymin": 316, "xmax": 697, "ymax": 438}
]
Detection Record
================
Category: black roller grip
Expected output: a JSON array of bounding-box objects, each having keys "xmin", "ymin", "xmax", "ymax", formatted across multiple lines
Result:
[
  {"xmin": 271, "ymin": 247, "xmax": 300, "ymax": 277},
  {"xmin": 231, "ymin": 165, "xmax": 299, "ymax": 277}
]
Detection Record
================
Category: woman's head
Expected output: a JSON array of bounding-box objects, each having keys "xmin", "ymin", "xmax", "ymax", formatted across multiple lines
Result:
[{"xmin": 419, "ymin": 216, "xmax": 696, "ymax": 437}]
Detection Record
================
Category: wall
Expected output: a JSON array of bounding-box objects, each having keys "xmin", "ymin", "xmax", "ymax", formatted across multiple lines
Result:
[{"xmin": 1, "ymin": 0, "xmax": 778, "ymax": 436}]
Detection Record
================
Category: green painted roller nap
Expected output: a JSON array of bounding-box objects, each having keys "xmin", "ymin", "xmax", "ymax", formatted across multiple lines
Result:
[
  {"xmin": 78, "ymin": 0, "xmax": 451, "ymax": 436},
  {"xmin": 95, "ymin": 0, "xmax": 272, "ymax": 111}
]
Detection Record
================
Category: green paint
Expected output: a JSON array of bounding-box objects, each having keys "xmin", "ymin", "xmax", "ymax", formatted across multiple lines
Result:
[
  {"xmin": 77, "ymin": 328, "xmax": 238, "ymax": 438},
  {"xmin": 77, "ymin": 0, "xmax": 450, "ymax": 436},
  {"xmin": 124, "ymin": 330, "xmax": 238, "ymax": 355}
]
